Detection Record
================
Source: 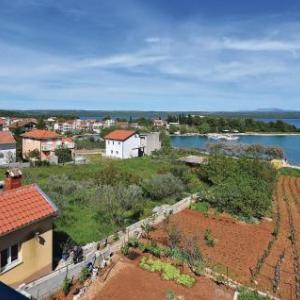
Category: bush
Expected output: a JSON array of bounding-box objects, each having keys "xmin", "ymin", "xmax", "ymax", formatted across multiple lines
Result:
[
  {"xmin": 61, "ymin": 276, "xmax": 72, "ymax": 296},
  {"xmin": 127, "ymin": 236, "xmax": 139, "ymax": 248},
  {"xmin": 78, "ymin": 267, "xmax": 90, "ymax": 284},
  {"xmin": 200, "ymin": 154, "xmax": 276, "ymax": 218},
  {"xmin": 140, "ymin": 257, "xmax": 195, "ymax": 288},
  {"xmin": 143, "ymin": 173, "xmax": 184, "ymax": 201},
  {"xmin": 121, "ymin": 243, "xmax": 129, "ymax": 256},
  {"xmin": 238, "ymin": 287, "xmax": 271, "ymax": 300},
  {"xmin": 204, "ymin": 228, "xmax": 215, "ymax": 247},
  {"xmin": 191, "ymin": 202, "xmax": 209, "ymax": 214}
]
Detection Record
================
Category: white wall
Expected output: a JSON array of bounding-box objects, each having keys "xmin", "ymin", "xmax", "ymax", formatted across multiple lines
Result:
[
  {"xmin": 105, "ymin": 134, "xmax": 140, "ymax": 159},
  {"xmin": 0, "ymin": 148, "xmax": 16, "ymax": 165}
]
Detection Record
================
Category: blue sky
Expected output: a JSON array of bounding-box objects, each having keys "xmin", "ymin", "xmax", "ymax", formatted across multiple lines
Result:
[{"xmin": 0, "ymin": 0, "xmax": 300, "ymax": 111}]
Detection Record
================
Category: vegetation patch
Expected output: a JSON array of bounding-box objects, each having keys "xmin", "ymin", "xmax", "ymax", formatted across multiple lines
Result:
[
  {"xmin": 238, "ymin": 287, "xmax": 271, "ymax": 300},
  {"xmin": 139, "ymin": 256, "xmax": 195, "ymax": 288}
]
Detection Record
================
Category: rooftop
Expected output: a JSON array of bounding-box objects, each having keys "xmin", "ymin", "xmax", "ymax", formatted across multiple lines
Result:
[
  {"xmin": 0, "ymin": 184, "xmax": 58, "ymax": 236},
  {"xmin": 21, "ymin": 129, "xmax": 61, "ymax": 140},
  {"xmin": 0, "ymin": 131, "xmax": 16, "ymax": 144},
  {"xmin": 104, "ymin": 129, "xmax": 136, "ymax": 141}
]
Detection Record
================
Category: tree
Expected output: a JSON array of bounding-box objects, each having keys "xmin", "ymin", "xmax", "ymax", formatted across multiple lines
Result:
[
  {"xmin": 36, "ymin": 118, "xmax": 46, "ymax": 129},
  {"xmin": 55, "ymin": 146, "xmax": 72, "ymax": 164}
]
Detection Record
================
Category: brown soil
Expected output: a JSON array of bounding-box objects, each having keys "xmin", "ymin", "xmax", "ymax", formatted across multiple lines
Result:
[
  {"xmin": 150, "ymin": 209, "xmax": 273, "ymax": 284},
  {"xmin": 83, "ymin": 254, "xmax": 234, "ymax": 300},
  {"xmin": 256, "ymin": 176, "xmax": 300, "ymax": 300}
]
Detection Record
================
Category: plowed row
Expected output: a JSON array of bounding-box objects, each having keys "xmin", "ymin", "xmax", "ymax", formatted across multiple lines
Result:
[{"xmin": 245, "ymin": 176, "xmax": 300, "ymax": 300}]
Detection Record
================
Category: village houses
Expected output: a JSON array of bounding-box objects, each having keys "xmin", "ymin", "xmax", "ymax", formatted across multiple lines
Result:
[{"xmin": 0, "ymin": 169, "xmax": 58, "ymax": 287}]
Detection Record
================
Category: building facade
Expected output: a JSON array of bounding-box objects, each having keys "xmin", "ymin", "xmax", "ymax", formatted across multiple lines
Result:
[
  {"xmin": 21, "ymin": 129, "xmax": 63, "ymax": 161},
  {"xmin": 105, "ymin": 130, "xmax": 140, "ymax": 159},
  {"xmin": 0, "ymin": 169, "xmax": 58, "ymax": 287}
]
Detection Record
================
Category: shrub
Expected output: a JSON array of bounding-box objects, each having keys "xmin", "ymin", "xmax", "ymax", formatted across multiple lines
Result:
[
  {"xmin": 143, "ymin": 173, "xmax": 184, "ymax": 201},
  {"xmin": 191, "ymin": 201, "xmax": 209, "ymax": 213},
  {"xmin": 61, "ymin": 276, "xmax": 72, "ymax": 296},
  {"xmin": 238, "ymin": 287, "xmax": 271, "ymax": 300},
  {"xmin": 78, "ymin": 267, "xmax": 90, "ymax": 284},
  {"xmin": 121, "ymin": 243, "xmax": 129, "ymax": 256},
  {"xmin": 128, "ymin": 236, "xmax": 139, "ymax": 248},
  {"xmin": 167, "ymin": 225, "xmax": 182, "ymax": 249},
  {"xmin": 204, "ymin": 228, "xmax": 215, "ymax": 247}
]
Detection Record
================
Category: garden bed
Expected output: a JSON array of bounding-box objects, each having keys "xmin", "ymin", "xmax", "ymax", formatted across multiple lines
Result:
[{"xmin": 82, "ymin": 254, "xmax": 234, "ymax": 300}]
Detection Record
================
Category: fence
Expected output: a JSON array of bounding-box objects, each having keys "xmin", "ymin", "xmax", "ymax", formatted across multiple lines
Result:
[{"xmin": 19, "ymin": 195, "xmax": 195, "ymax": 299}]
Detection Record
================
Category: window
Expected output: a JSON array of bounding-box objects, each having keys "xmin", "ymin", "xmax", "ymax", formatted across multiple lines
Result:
[
  {"xmin": 116, "ymin": 151, "xmax": 119, "ymax": 155},
  {"xmin": 118, "ymin": 142, "xmax": 121, "ymax": 145},
  {"xmin": 0, "ymin": 244, "xmax": 19, "ymax": 272},
  {"xmin": 111, "ymin": 150, "xmax": 113, "ymax": 154},
  {"xmin": 113, "ymin": 141, "xmax": 114, "ymax": 145}
]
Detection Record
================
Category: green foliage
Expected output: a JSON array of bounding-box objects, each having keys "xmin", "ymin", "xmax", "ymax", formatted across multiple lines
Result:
[
  {"xmin": 36, "ymin": 118, "xmax": 46, "ymax": 129},
  {"xmin": 191, "ymin": 202, "xmax": 209, "ymax": 214},
  {"xmin": 55, "ymin": 147, "xmax": 72, "ymax": 164},
  {"xmin": 238, "ymin": 287, "xmax": 271, "ymax": 300},
  {"xmin": 204, "ymin": 228, "xmax": 215, "ymax": 247},
  {"xmin": 139, "ymin": 257, "xmax": 195, "ymax": 288},
  {"xmin": 78, "ymin": 267, "xmax": 90, "ymax": 284},
  {"xmin": 121, "ymin": 243, "xmax": 130, "ymax": 256},
  {"xmin": 167, "ymin": 225, "xmax": 182, "ymax": 249},
  {"xmin": 60, "ymin": 276, "xmax": 72, "ymax": 296},
  {"xmin": 200, "ymin": 154, "xmax": 276, "ymax": 218},
  {"xmin": 167, "ymin": 114, "xmax": 299, "ymax": 133},
  {"xmin": 127, "ymin": 236, "xmax": 139, "ymax": 248},
  {"xmin": 143, "ymin": 173, "xmax": 184, "ymax": 201},
  {"xmin": 279, "ymin": 167, "xmax": 300, "ymax": 178},
  {"xmin": 27, "ymin": 149, "xmax": 40, "ymax": 159},
  {"xmin": 75, "ymin": 138, "xmax": 104, "ymax": 149}
]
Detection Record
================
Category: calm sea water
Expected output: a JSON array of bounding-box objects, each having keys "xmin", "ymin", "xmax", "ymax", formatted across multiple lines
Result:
[{"xmin": 171, "ymin": 135, "xmax": 300, "ymax": 165}]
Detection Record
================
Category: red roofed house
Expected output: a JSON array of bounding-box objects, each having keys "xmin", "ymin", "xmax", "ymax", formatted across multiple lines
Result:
[
  {"xmin": 21, "ymin": 129, "xmax": 63, "ymax": 161},
  {"xmin": 104, "ymin": 130, "xmax": 140, "ymax": 159},
  {"xmin": 0, "ymin": 169, "xmax": 58, "ymax": 287},
  {"xmin": 0, "ymin": 131, "xmax": 16, "ymax": 165}
]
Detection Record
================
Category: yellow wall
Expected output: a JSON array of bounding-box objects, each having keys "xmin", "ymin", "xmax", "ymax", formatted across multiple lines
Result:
[{"xmin": 0, "ymin": 228, "xmax": 53, "ymax": 287}]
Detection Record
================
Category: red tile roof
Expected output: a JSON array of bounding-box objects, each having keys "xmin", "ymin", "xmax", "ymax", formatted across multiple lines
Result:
[
  {"xmin": 104, "ymin": 130, "xmax": 136, "ymax": 141},
  {"xmin": 0, "ymin": 184, "xmax": 58, "ymax": 236},
  {"xmin": 21, "ymin": 129, "xmax": 61, "ymax": 140},
  {"xmin": 0, "ymin": 131, "xmax": 16, "ymax": 144}
]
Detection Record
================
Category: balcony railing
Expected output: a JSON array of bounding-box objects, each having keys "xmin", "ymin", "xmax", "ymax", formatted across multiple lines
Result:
[{"xmin": 41, "ymin": 144, "xmax": 54, "ymax": 151}]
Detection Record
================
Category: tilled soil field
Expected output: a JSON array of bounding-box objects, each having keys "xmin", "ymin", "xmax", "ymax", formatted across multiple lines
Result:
[
  {"xmin": 150, "ymin": 209, "xmax": 273, "ymax": 284},
  {"xmin": 83, "ymin": 254, "xmax": 234, "ymax": 300},
  {"xmin": 256, "ymin": 176, "xmax": 300, "ymax": 300}
]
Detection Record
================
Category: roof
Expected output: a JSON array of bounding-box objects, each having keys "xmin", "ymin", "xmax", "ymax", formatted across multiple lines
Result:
[
  {"xmin": 0, "ymin": 131, "xmax": 16, "ymax": 144},
  {"xmin": 0, "ymin": 184, "xmax": 58, "ymax": 236},
  {"xmin": 9, "ymin": 118, "xmax": 37, "ymax": 129},
  {"xmin": 104, "ymin": 130, "xmax": 136, "ymax": 141},
  {"xmin": 0, "ymin": 119, "xmax": 6, "ymax": 125},
  {"xmin": 62, "ymin": 137, "xmax": 73, "ymax": 143},
  {"xmin": 21, "ymin": 129, "xmax": 61, "ymax": 140},
  {"xmin": 0, "ymin": 282, "xmax": 28, "ymax": 300}
]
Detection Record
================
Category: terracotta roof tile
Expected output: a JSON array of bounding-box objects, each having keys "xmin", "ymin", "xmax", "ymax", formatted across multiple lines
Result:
[
  {"xmin": 21, "ymin": 129, "xmax": 61, "ymax": 140},
  {"xmin": 104, "ymin": 130, "xmax": 136, "ymax": 141},
  {"xmin": 0, "ymin": 131, "xmax": 16, "ymax": 144},
  {"xmin": 0, "ymin": 184, "xmax": 58, "ymax": 236}
]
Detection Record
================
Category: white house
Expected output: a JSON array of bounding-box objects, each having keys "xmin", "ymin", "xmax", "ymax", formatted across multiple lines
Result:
[
  {"xmin": 104, "ymin": 130, "xmax": 140, "ymax": 159},
  {"xmin": 0, "ymin": 131, "xmax": 16, "ymax": 165}
]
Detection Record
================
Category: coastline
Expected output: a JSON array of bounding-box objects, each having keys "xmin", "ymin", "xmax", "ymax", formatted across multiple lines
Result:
[{"xmin": 170, "ymin": 132, "xmax": 300, "ymax": 137}]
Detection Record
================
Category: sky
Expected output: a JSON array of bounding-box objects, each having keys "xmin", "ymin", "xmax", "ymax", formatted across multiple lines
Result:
[{"xmin": 0, "ymin": 0, "xmax": 300, "ymax": 111}]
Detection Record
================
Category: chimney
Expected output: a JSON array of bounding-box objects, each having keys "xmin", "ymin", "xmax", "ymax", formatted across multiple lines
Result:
[{"xmin": 4, "ymin": 168, "xmax": 22, "ymax": 191}]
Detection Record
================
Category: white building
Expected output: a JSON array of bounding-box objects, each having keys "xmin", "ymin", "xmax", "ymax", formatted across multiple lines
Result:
[
  {"xmin": 140, "ymin": 132, "xmax": 161, "ymax": 155},
  {"xmin": 104, "ymin": 130, "xmax": 140, "ymax": 159},
  {"xmin": 0, "ymin": 131, "xmax": 16, "ymax": 165}
]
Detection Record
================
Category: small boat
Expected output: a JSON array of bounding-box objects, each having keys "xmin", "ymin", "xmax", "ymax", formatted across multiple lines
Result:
[{"xmin": 208, "ymin": 133, "xmax": 239, "ymax": 141}]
